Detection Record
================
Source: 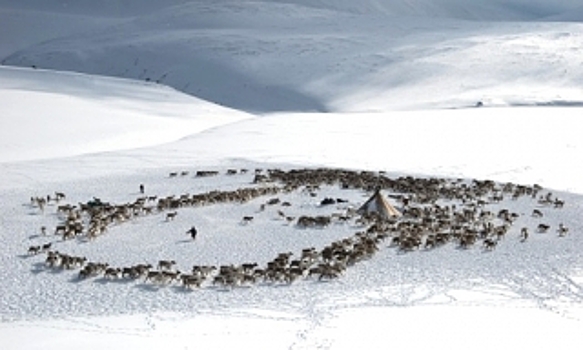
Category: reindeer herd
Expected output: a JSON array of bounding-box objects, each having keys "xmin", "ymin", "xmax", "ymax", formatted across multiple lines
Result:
[{"xmin": 24, "ymin": 167, "xmax": 571, "ymax": 291}]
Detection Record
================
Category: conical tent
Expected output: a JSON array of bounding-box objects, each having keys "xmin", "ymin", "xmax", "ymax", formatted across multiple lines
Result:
[{"xmin": 357, "ymin": 190, "xmax": 402, "ymax": 219}]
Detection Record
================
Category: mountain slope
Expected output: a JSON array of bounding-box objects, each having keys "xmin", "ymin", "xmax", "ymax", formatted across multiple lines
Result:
[{"xmin": 2, "ymin": 0, "xmax": 582, "ymax": 113}]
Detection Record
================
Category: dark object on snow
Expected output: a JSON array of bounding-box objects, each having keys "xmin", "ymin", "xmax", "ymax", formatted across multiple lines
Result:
[
  {"xmin": 86, "ymin": 197, "xmax": 109, "ymax": 208},
  {"xmin": 139, "ymin": 184, "xmax": 145, "ymax": 194},
  {"xmin": 320, "ymin": 197, "xmax": 336, "ymax": 206},
  {"xmin": 187, "ymin": 226, "xmax": 198, "ymax": 240},
  {"xmin": 475, "ymin": 101, "xmax": 484, "ymax": 107}
]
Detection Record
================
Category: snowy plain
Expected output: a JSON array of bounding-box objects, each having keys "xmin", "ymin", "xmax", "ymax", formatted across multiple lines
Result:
[{"xmin": 1, "ymin": 0, "xmax": 583, "ymax": 349}]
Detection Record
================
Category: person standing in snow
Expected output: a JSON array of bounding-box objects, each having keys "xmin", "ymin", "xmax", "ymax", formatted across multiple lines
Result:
[
  {"xmin": 187, "ymin": 226, "xmax": 198, "ymax": 240},
  {"xmin": 139, "ymin": 184, "xmax": 145, "ymax": 194}
]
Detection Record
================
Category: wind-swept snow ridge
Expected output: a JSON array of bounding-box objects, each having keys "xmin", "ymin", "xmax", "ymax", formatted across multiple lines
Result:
[{"xmin": 0, "ymin": 66, "xmax": 252, "ymax": 163}]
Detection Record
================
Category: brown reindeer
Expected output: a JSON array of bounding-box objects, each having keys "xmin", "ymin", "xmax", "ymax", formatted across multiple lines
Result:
[
  {"xmin": 158, "ymin": 260, "xmax": 176, "ymax": 271},
  {"xmin": 483, "ymin": 238, "xmax": 497, "ymax": 251}
]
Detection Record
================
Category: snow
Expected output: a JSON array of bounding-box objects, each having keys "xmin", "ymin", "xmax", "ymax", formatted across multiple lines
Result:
[
  {"xmin": 0, "ymin": 66, "xmax": 252, "ymax": 162},
  {"xmin": 3, "ymin": 1, "xmax": 583, "ymax": 113},
  {"xmin": 1, "ymin": 1, "xmax": 583, "ymax": 349}
]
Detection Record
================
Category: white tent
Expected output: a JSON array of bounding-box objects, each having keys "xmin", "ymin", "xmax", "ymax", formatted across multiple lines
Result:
[{"xmin": 357, "ymin": 190, "xmax": 402, "ymax": 219}]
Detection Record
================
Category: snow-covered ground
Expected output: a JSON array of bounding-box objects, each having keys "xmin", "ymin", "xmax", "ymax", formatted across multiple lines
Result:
[{"xmin": 1, "ymin": 1, "xmax": 583, "ymax": 349}]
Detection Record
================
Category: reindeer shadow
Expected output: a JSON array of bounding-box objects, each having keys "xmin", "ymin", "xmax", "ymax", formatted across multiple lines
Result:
[
  {"xmin": 272, "ymin": 283, "xmax": 296, "ymax": 289},
  {"xmin": 455, "ymin": 245, "xmax": 474, "ymax": 251},
  {"xmin": 30, "ymin": 262, "xmax": 48, "ymax": 274},
  {"xmin": 18, "ymin": 253, "xmax": 35, "ymax": 259},
  {"xmin": 43, "ymin": 268, "xmax": 66, "ymax": 275},
  {"xmin": 205, "ymin": 284, "xmax": 236, "ymax": 293},
  {"xmin": 170, "ymin": 285, "xmax": 194, "ymax": 294},
  {"xmin": 69, "ymin": 276, "xmax": 86, "ymax": 283},
  {"xmin": 134, "ymin": 283, "xmax": 164, "ymax": 293},
  {"xmin": 92, "ymin": 277, "xmax": 133, "ymax": 285}
]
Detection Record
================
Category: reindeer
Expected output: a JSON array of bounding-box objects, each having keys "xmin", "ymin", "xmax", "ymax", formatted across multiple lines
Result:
[
  {"xmin": 537, "ymin": 223, "xmax": 550, "ymax": 233},
  {"xmin": 182, "ymin": 275, "xmax": 204, "ymax": 289},
  {"xmin": 27, "ymin": 246, "xmax": 41, "ymax": 255},
  {"xmin": 520, "ymin": 227, "xmax": 529, "ymax": 242},
  {"xmin": 483, "ymin": 238, "xmax": 497, "ymax": 251},
  {"xmin": 104, "ymin": 267, "xmax": 121, "ymax": 279},
  {"xmin": 241, "ymin": 263, "xmax": 258, "ymax": 273},
  {"xmin": 146, "ymin": 271, "xmax": 170, "ymax": 284},
  {"xmin": 192, "ymin": 265, "xmax": 216, "ymax": 278},
  {"xmin": 119, "ymin": 264, "xmax": 149, "ymax": 280},
  {"xmin": 318, "ymin": 263, "xmax": 345, "ymax": 281},
  {"xmin": 266, "ymin": 198, "xmax": 280, "ymax": 205},
  {"xmin": 41, "ymin": 243, "xmax": 52, "ymax": 253},
  {"xmin": 33, "ymin": 197, "xmax": 47, "ymax": 212},
  {"xmin": 54, "ymin": 225, "xmax": 67, "ymax": 235},
  {"xmin": 558, "ymin": 223, "xmax": 569, "ymax": 237},
  {"xmin": 162, "ymin": 270, "xmax": 182, "ymax": 283},
  {"xmin": 79, "ymin": 262, "xmax": 109, "ymax": 279},
  {"xmin": 166, "ymin": 211, "xmax": 178, "ymax": 221},
  {"xmin": 158, "ymin": 260, "xmax": 176, "ymax": 271}
]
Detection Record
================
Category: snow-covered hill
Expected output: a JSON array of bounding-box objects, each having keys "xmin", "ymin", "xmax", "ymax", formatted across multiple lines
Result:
[
  {"xmin": 0, "ymin": 66, "xmax": 251, "ymax": 162},
  {"xmin": 2, "ymin": 0, "xmax": 582, "ymax": 112}
]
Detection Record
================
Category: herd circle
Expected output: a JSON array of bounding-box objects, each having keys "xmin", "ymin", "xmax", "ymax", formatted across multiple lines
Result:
[{"xmin": 25, "ymin": 167, "xmax": 568, "ymax": 291}]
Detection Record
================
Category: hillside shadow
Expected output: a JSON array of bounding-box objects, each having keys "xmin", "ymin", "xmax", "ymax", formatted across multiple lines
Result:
[
  {"xmin": 3, "ymin": 48, "xmax": 329, "ymax": 114},
  {"xmin": 505, "ymin": 100, "xmax": 583, "ymax": 108},
  {"xmin": 171, "ymin": 57, "xmax": 329, "ymax": 114}
]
